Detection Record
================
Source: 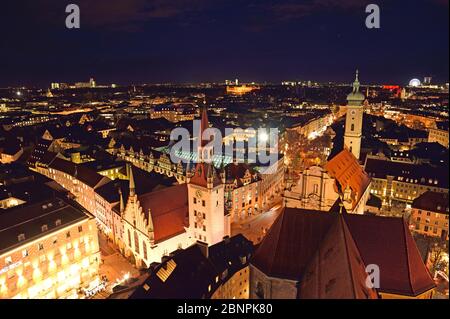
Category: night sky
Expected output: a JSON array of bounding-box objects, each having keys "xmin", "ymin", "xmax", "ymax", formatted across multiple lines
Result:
[{"xmin": 0, "ymin": 0, "xmax": 448, "ymax": 87}]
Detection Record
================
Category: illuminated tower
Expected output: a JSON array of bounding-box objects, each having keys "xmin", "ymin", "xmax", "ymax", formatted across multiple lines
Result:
[
  {"xmin": 197, "ymin": 106, "xmax": 214, "ymax": 163},
  {"xmin": 344, "ymin": 70, "xmax": 365, "ymax": 160},
  {"xmin": 188, "ymin": 107, "xmax": 230, "ymax": 245}
]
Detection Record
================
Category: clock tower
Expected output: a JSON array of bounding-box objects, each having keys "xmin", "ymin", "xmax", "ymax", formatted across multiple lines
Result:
[
  {"xmin": 344, "ymin": 70, "xmax": 365, "ymax": 160},
  {"xmin": 187, "ymin": 162, "xmax": 230, "ymax": 246},
  {"xmin": 187, "ymin": 107, "xmax": 230, "ymax": 246}
]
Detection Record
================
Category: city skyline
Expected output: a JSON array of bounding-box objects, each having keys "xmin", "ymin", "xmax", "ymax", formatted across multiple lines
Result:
[{"xmin": 0, "ymin": 0, "xmax": 449, "ymax": 87}]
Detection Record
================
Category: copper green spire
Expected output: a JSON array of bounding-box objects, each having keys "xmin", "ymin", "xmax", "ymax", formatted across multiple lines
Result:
[{"xmin": 353, "ymin": 69, "xmax": 360, "ymax": 93}]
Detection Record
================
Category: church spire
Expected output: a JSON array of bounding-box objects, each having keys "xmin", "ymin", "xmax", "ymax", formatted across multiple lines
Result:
[
  {"xmin": 119, "ymin": 187, "xmax": 125, "ymax": 213},
  {"xmin": 199, "ymin": 106, "xmax": 210, "ymax": 148},
  {"xmin": 128, "ymin": 163, "xmax": 135, "ymax": 196},
  {"xmin": 353, "ymin": 69, "xmax": 360, "ymax": 93}
]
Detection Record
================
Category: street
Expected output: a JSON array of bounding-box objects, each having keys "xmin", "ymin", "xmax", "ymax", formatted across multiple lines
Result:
[
  {"xmin": 231, "ymin": 203, "xmax": 283, "ymax": 244},
  {"xmin": 93, "ymin": 232, "xmax": 141, "ymax": 298}
]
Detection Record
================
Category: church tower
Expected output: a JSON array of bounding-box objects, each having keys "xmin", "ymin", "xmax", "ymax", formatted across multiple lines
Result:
[
  {"xmin": 197, "ymin": 106, "xmax": 215, "ymax": 163},
  {"xmin": 344, "ymin": 70, "xmax": 365, "ymax": 160},
  {"xmin": 188, "ymin": 108, "xmax": 230, "ymax": 246}
]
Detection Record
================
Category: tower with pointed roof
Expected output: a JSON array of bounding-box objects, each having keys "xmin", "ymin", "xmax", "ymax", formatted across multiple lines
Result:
[
  {"xmin": 197, "ymin": 106, "xmax": 215, "ymax": 163},
  {"xmin": 344, "ymin": 70, "xmax": 365, "ymax": 160},
  {"xmin": 187, "ymin": 107, "xmax": 230, "ymax": 246}
]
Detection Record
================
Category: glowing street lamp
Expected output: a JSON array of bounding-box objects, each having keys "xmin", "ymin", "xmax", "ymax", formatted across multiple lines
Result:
[{"xmin": 259, "ymin": 132, "xmax": 268, "ymax": 143}]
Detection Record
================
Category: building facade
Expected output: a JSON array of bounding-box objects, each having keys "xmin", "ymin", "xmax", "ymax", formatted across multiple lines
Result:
[
  {"xmin": 364, "ymin": 155, "xmax": 449, "ymax": 206},
  {"xmin": 0, "ymin": 198, "xmax": 100, "ymax": 299},
  {"xmin": 410, "ymin": 191, "xmax": 449, "ymax": 241}
]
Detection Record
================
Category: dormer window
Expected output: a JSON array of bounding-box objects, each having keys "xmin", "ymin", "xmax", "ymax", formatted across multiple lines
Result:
[
  {"xmin": 18, "ymin": 233, "xmax": 26, "ymax": 242},
  {"xmin": 55, "ymin": 219, "xmax": 62, "ymax": 226},
  {"xmin": 41, "ymin": 224, "xmax": 48, "ymax": 232}
]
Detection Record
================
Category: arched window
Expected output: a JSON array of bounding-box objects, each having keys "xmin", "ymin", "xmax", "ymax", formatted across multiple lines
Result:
[
  {"xmin": 313, "ymin": 184, "xmax": 319, "ymax": 194},
  {"xmin": 351, "ymin": 124, "xmax": 355, "ymax": 131},
  {"xmin": 142, "ymin": 240, "xmax": 147, "ymax": 260},
  {"xmin": 134, "ymin": 231, "xmax": 140, "ymax": 254}
]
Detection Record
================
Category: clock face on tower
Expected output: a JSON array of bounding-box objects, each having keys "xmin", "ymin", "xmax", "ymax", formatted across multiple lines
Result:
[{"xmin": 195, "ymin": 190, "xmax": 203, "ymax": 199}]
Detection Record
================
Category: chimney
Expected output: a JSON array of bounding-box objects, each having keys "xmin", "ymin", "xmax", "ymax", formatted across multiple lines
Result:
[{"xmin": 196, "ymin": 240, "xmax": 209, "ymax": 259}]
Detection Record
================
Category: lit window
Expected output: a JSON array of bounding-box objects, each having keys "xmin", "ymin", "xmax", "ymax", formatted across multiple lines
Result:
[{"xmin": 5, "ymin": 256, "xmax": 12, "ymax": 265}]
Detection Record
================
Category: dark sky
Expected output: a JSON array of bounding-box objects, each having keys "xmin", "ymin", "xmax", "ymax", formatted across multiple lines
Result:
[{"xmin": 0, "ymin": 0, "xmax": 448, "ymax": 87}]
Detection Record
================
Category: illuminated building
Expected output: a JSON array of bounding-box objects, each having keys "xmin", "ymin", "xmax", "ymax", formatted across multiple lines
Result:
[
  {"xmin": 121, "ymin": 171, "xmax": 193, "ymax": 267},
  {"xmin": 286, "ymin": 113, "xmax": 333, "ymax": 140},
  {"xmin": 187, "ymin": 163, "xmax": 230, "ymax": 246},
  {"xmin": 127, "ymin": 235, "xmax": 253, "ymax": 299},
  {"xmin": 117, "ymin": 124, "xmax": 229, "ymax": 266},
  {"xmin": 223, "ymin": 163, "xmax": 262, "ymax": 221},
  {"xmin": 344, "ymin": 70, "xmax": 365, "ymax": 160},
  {"xmin": 250, "ymin": 207, "xmax": 435, "ymax": 299},
  {"xmin": 287, "ymin": 149, "xmax": 371, "ymax": 214},
  {"xmin": 364, "ymin": 154, "xmax": 449, "ymax": 206},
  {"xmin": 324, "ymin": 149, "xmax": 371, "ymax": 214},
  {"xmin": 428, "ymin": 121, "xmax": 449, "ymax": 148},
  {"xmin": 0, "ymin": 197, "xmax": 100, "ymax": 299},
  {"xmin": 114, "ymin": 108, "xmax": 285, "ymax": 216},
  {"xmin": 285, "ymin": 166, "xmax": 338, "ymax": 211},
  {"xmin": 226, "ymin": 85, "xmax": 259, "ymax": 95},
  {"xmin": 0, "ymin": 143, "xmax": 23, "ymax": 164},
  {"xmin": 410, "ymin": 191, "xmax": 449, "ymax": 241},
  {"xmin": 48, "ymin": 158, "xmax": 110, "ymax": 215},
  {"xmin": 150, "ymin": 104, "xmax": 197, "ymax": 122}
]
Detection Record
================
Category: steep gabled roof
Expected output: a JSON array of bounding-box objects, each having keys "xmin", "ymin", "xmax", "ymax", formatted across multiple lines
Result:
[
  {"xmin": 252, "ymin": 207, "xmax": 435, "ymax": 298},
  {"xmin": 251, "ymin": 208, "xmax": 337, "ymax": 281},
  {"xmin": 137, "ymin": 184, "xmax": 189, "ymax": 244},
  {"xmin": 343, "ymin": 214, "xmax": 435, "ymax": 296},
  {"xmin": 189, "ymin": 162, "xmax": 221, "ymax": 188},
  {"xmin": 299, "ymin": 216, "xmax": 378, "ymax": 299},
  {"xmin": 129, "ymin": 244, "xmax": 218, "ymax": 299},
  {"xmin": 325, "ymin": 148, "xmax": 371, "ymax": 210}
]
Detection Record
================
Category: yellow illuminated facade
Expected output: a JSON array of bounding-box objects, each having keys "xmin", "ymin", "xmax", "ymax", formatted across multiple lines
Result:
[
  {"xmin": 226, "ymin": 85, "xmax": 259, "ymax": 95},
  {"xmin": 0, "ymin": 218, "xmax": 100, "ymax": 299},
  {"xmin": 212, "ymin": 266, "xmax": 250, "ymax": 299}
]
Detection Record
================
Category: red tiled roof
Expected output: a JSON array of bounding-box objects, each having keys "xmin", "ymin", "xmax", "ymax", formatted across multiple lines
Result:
[
  {"xmin": 251, "ymin": 208, "xmax": 337, "ymax": 280},
  {"xmin": 252, "ymin": 207, "xmax": 435, "ymax": 297},
  {"xmin": 343, "ymin": 214, "xmax": 435, "ymax": 296},
  {"xmin": 137, "ymin": 184, "xmax": 189, "ymax": 244},
  {"xmin": 412, "ymin": 191, "xmax": 449, "ymax": 214},
  {"xmin": 325, "ymin": 148, "xmax": 371, "ymax": 210},
  {"xmin": 299, "ymin": 216, "xmax": 378, "ymax": 299},
  {"xmin": 189, "ymin": 162, "xmax": 221, "ymax": 188},
  {"xmin": 49, "ymin": 158, "xmax": 108, "ymax": 189}
]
